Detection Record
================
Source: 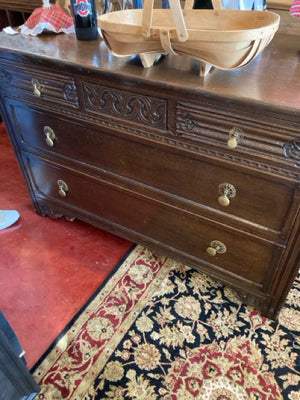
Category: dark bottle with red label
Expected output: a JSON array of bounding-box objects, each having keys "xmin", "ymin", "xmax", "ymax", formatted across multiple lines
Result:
[{"xmin": 70, "ymin": 0, "xmax": 99, "ymax": 40}]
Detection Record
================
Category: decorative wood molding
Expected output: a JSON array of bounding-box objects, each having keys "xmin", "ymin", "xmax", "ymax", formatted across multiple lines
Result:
[
  {"xmin": 283, "ymin": 140, "xmax": 300, "ymax": 166},
  {"xmin": 39, "ymin": 204, "xmax": 76, "ymax": 221},
  {"xmin": 39, "ymin": 205, "xmax": 63, "ymax": 219},
  {"xmin": 0, "ymin": 67, "xmax": 12, "ymax": 84},
  {"xmin": 231, "ymin": 289, "xmax": 261, "ymax": 308},
  {"xmin": 82, "ymin": 82, "xmax": 167, "ymax": 130},
  {"xmin": 177, "ymin": 112, "xmax": 195, "ymax": 131},
  {"xmin": 63, "ymin": 82, "xmax": 79, "ymax": 107}
]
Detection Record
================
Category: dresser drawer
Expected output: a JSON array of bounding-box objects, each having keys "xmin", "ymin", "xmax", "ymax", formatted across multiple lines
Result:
[
  {"xmin": 12, "ymin": 104, "xmax": 296, "ymax": 240},
  {"xmin": 0, "ymin": 58, "xmax": 79, "ymax": 110},
  {"xmin": 24, "ymin": 152, "xmax": 283, "ymax": 292},
  {"xmin": 175, "ymin": 100, "xmax": 300, "ymax": 173}
]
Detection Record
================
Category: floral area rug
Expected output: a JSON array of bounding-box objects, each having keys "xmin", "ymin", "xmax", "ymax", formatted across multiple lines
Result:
[{"xmin": 32, "ymin": 245, "xmax": 300, "ymax": 400}]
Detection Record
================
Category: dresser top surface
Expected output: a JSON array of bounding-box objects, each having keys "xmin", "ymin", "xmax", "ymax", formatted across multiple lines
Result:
[{"xmin": 0, "ymin": 31, "xmax": 299, "ymax": 113}]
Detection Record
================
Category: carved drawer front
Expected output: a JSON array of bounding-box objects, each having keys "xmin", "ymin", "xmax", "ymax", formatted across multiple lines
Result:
[
  {"xmin": 175, "ymin": 101, "xmax": 300, "ymax": 174},
  {"xmin": 24, "ymin": 152, "xmax": 283, "ymax": 294},
  {"xmin": 82, "ymin": 81, "xmax": 167, "ymax": 132},
  {"xmin": 11, "ymin": 104, "xmax": 296, "ymax": 241},
  {"xmin": 0, "ymin": 60, "xmax": 79, "ymax": 110}
]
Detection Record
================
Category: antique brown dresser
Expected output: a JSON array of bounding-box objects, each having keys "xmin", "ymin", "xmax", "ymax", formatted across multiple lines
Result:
[{"xmin": 0, "ymin": 30, "xmax": 299, "ymax": 319}]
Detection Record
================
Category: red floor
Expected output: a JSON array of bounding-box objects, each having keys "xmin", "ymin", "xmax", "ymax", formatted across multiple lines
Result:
[{"xmin": 0, "ymin": 121, "xmax": 133, "ymax": 369}]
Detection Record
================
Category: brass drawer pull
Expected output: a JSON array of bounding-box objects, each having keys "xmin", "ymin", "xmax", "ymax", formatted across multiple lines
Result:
[
  {"xmin": 227, "ymin": 127, "xmax": 244, "ymax": 149},
  {"xmin": 43, "ymin": 126, "xmax": 56, "ymax": 147},
  {"xmin": 218, "ymin": 183, "xmax": 236, "ymax": 207},
  {"xmin": 32, "ymin": 78, "xmax": 42, "ymax": 97},
  {"xmin": 206, "ymin": 240, "xmax": 227, "ymax": 256},
  {"xmin": 57, "ymin": 180, "xmax": 69, "ymax": 197}
]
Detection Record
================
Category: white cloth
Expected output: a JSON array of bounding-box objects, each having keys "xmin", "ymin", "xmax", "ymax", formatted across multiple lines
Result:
[{"xmin": 0, "ymin": 210, "xmax": 20, "ymax": 230}]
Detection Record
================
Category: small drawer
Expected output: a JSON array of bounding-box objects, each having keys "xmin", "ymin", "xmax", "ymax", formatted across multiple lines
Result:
[
  {"xmin": 0, "ymin": 59, "xmax": 79, "ymax": 110},
  {"xmin": 175, "ymin": 100, "xmax": 300, "ymax": 171},
  {"xmin": 24, "ymin": 153, "xmax": 283, "ymax": 291},
  {"xmin": 12, "ymin": 103, "xmax": 296, "ymax": 240}
]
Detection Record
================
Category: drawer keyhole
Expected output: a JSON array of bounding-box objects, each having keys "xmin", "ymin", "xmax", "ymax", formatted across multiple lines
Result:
[
  {"xmin": 57, "ymin": 180, "xmax": 69, "ymax": 197},
  {"xmin": 206, "ymin": 240, "xmax": 227, "ymax": 256}
]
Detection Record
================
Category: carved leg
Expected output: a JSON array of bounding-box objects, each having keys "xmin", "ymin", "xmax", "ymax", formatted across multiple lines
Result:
[
  {"xmin": 38, "ymin": 204, "xmax": 76, "ymax": 222},
  {"xmin": 200, "ymin": 62, "xmax": 213, "ymax": 77},
  {"xmin": 139, "ymin": 52, "xmax": 162, "ymax": 68}
]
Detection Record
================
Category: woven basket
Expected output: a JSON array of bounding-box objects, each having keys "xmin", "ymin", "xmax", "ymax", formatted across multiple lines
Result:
[{"xmin": 98, "ymin": 0, "xmax": 280, "ymax": 75}]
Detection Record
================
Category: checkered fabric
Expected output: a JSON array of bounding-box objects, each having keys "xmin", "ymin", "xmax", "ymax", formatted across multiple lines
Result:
[
  {"xmin": 290, "ymin": 0, "xmax": 300, "ymax": 17},
  {"xmin": 22, "ymin": 4, "xmax": 74, "ymax": 34}
]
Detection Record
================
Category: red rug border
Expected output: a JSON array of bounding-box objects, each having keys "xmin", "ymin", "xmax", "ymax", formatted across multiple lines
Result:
[{"xmin": 29, "ymin": 243, "xmax": 137, "ymax": 374}]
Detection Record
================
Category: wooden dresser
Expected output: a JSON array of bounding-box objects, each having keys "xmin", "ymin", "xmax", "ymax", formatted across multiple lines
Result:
[{"xmin": 0, "ymin": 31, "xmax": 299, "ymax": 319}]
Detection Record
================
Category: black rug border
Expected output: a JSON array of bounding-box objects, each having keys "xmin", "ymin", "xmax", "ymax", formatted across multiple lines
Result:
[{"xmin": 30, "ymin": 243, "xmax": 137, "ymax": 374}]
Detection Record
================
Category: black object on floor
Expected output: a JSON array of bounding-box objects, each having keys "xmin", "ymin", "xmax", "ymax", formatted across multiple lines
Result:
[{"xmin": 0, "ymin": 311, "xmax": 40, "ymax": 400}]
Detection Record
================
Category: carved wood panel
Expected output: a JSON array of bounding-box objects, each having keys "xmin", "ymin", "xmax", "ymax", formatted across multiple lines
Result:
[{"xmin": 83, "ymin": 82, "xmax": 167, "ymax": 131}]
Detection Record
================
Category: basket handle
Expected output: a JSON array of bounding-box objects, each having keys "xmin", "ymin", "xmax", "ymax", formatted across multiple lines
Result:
[
  {"xmin": 142, "ymin": 0, "xmax": 188, "ymax": 41},
  {"xmin": 142, "ymin": 0, "xmax": 154, "ymax": 38}
]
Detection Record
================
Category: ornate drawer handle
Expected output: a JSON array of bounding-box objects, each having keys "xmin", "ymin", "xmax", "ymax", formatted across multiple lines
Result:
[
  {"xmin": 227, "ymin": 127, "xmax": 244, "ymax": 149},
  {"xmin": 43, "ymin": 126, "xmax": 56, "ymax": 147},
  {"xmin": 206, "ymin": 240, "xmax": 227, "ymax": 256},
  {"xmin": 57, "ymin": 180, "xmax": 69, "ymax": 197},
  {"xmin": 218, "ymin": 183, "xmax": 236, "ymax": 207},
  {"xmin": 32, "ymin": 78, "xmax": 42, "ymax": 97}
]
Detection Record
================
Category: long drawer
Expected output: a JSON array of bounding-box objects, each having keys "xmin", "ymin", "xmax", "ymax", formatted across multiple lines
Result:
[
  {"xmin": 11, "ymin": 103, "xmax": 296, "ymax": 241},
  {"xmin": 23, "ymin": 151, "xmax": 284, "ymax": 294}
]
